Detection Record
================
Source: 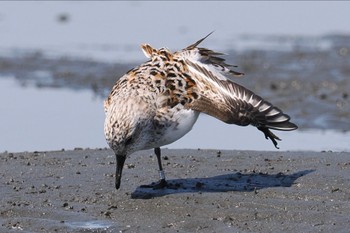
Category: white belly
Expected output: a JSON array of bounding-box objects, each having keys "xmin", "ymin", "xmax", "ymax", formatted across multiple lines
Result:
[{"xmin": 154, "ymin": 108, "xmax": 200, "ymax": 147}]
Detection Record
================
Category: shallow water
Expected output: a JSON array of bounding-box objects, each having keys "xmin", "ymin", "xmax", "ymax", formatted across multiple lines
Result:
[
  {"xmin": 0, "ymin": 78, "xmax": 106, "ymax": 152},
  {"xmin": 1, "ymin": 78, "xmax": 349, "ymax": 153},
  {"xmin": 65, "ymin": 220, "xmax": 116, "ymax": 232},
  {"xmin": 1, "ymin": 33, "xmax": 350, "ymax": 132}
]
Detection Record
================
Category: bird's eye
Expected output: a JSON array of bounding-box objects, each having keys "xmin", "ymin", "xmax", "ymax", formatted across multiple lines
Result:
[{"xmin": 125, "ymin": 137, "xmax": 133, "ymax": 145}]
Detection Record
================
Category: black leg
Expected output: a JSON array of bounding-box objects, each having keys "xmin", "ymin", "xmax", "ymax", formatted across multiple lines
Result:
[
  {"xmin": 155, "ymin": 147, "xmax": 167, "ymax": 188},
  {"xmin": 257, "ymin": 127, "xmax": 281, "ymax": 149},
  {"xmin": 140, "ymin": 147, "xmax": 168, "ymax": 189}
]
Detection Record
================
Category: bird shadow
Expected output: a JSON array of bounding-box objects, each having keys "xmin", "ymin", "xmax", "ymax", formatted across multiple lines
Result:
[{"xmin": 131, "ymin": 170, "xmax": 314, "ymax": 199}]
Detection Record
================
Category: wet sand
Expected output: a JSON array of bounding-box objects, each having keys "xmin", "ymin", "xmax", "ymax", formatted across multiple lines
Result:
[{"xmin": 1, "ymin": 148, "xmax": 349, "ymax": 232}]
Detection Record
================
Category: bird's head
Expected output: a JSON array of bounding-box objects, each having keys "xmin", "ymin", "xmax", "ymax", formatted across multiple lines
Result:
[{"xmin": 104, "ymin": 101, "xmax": 151, "ymax": 189}]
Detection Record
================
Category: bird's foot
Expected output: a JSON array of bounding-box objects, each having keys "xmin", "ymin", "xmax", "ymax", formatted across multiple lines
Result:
[{"xmin": 140, "ymin": 179, "xmax": 168, "ymax": 189}]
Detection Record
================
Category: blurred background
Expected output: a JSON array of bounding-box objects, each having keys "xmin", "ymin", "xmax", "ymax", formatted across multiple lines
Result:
[{"xmin": 0, "ymin": 1, "xmax": 349, "ymax": 152}]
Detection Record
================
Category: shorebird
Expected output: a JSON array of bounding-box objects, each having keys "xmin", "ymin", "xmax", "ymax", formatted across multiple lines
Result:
[{"xmin": 104, "ymin": 33, "xmax": 297, "ymax": 189}]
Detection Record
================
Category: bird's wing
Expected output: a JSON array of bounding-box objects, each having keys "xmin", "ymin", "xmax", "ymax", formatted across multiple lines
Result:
[
  {"xmin": 177, "ymin": 32, "xmax": 244, "ymax": 80},
  {"xmin": 174, "ymin": 34, "xmax": 297, "ymax": 148}
]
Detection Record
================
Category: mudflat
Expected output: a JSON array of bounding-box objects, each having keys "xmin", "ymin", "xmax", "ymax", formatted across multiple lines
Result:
[{"xmin": 1, "ymin": 148, "xmax": 349, "ymax": 232}]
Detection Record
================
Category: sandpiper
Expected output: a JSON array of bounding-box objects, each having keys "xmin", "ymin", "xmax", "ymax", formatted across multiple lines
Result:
[{"xmin": 104, "ymin": 33, "xmax": 297, "ymax": 189}]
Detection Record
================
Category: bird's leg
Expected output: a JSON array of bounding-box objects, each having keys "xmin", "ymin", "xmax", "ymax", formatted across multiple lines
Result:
[
  {"xmin": 155, "ymin": 147, "xmax": 167, "ymax": 188},
  {"xmin": 140, "ymin": 147, "xmax": 168, "ymax": 189},
  {"xmin": 257, "ymin": 127, "xmax": 281, "ymax": 149}
]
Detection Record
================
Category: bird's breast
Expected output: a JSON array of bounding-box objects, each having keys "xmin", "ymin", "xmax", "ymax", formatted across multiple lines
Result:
[{"xmin": 151, "ymin": 105, "xmax": 200, "ymax": 147}]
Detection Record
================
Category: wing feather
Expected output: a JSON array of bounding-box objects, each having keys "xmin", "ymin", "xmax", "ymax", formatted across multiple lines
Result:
[{"xmin": 173, "ymin": 33, "xmax": 297, "ymax": 148}]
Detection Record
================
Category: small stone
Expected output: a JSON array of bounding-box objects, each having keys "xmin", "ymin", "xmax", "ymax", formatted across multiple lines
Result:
[{"xmin": 195, "ymin": 182, "xmax": 204, "ymax": 189}]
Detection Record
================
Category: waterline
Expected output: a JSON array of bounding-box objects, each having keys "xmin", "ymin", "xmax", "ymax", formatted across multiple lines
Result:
[{"xmin": 1, "ymin": 78, "xmax": 349, "ymax": 153}]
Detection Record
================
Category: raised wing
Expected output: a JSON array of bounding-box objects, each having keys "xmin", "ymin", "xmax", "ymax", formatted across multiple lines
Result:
[
  {"xmin": 176, "ymin": 32, "xmax": 244, "ymax": 81},
  {"xmin": 175, "ymin": 33, "xmax": 297, "ymax": 148}
]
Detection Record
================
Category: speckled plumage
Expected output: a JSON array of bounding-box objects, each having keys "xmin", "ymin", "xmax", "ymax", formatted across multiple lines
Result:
[{"xmin": 104, "ymin": 33, "xmax": 297, "ymax": 189}]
